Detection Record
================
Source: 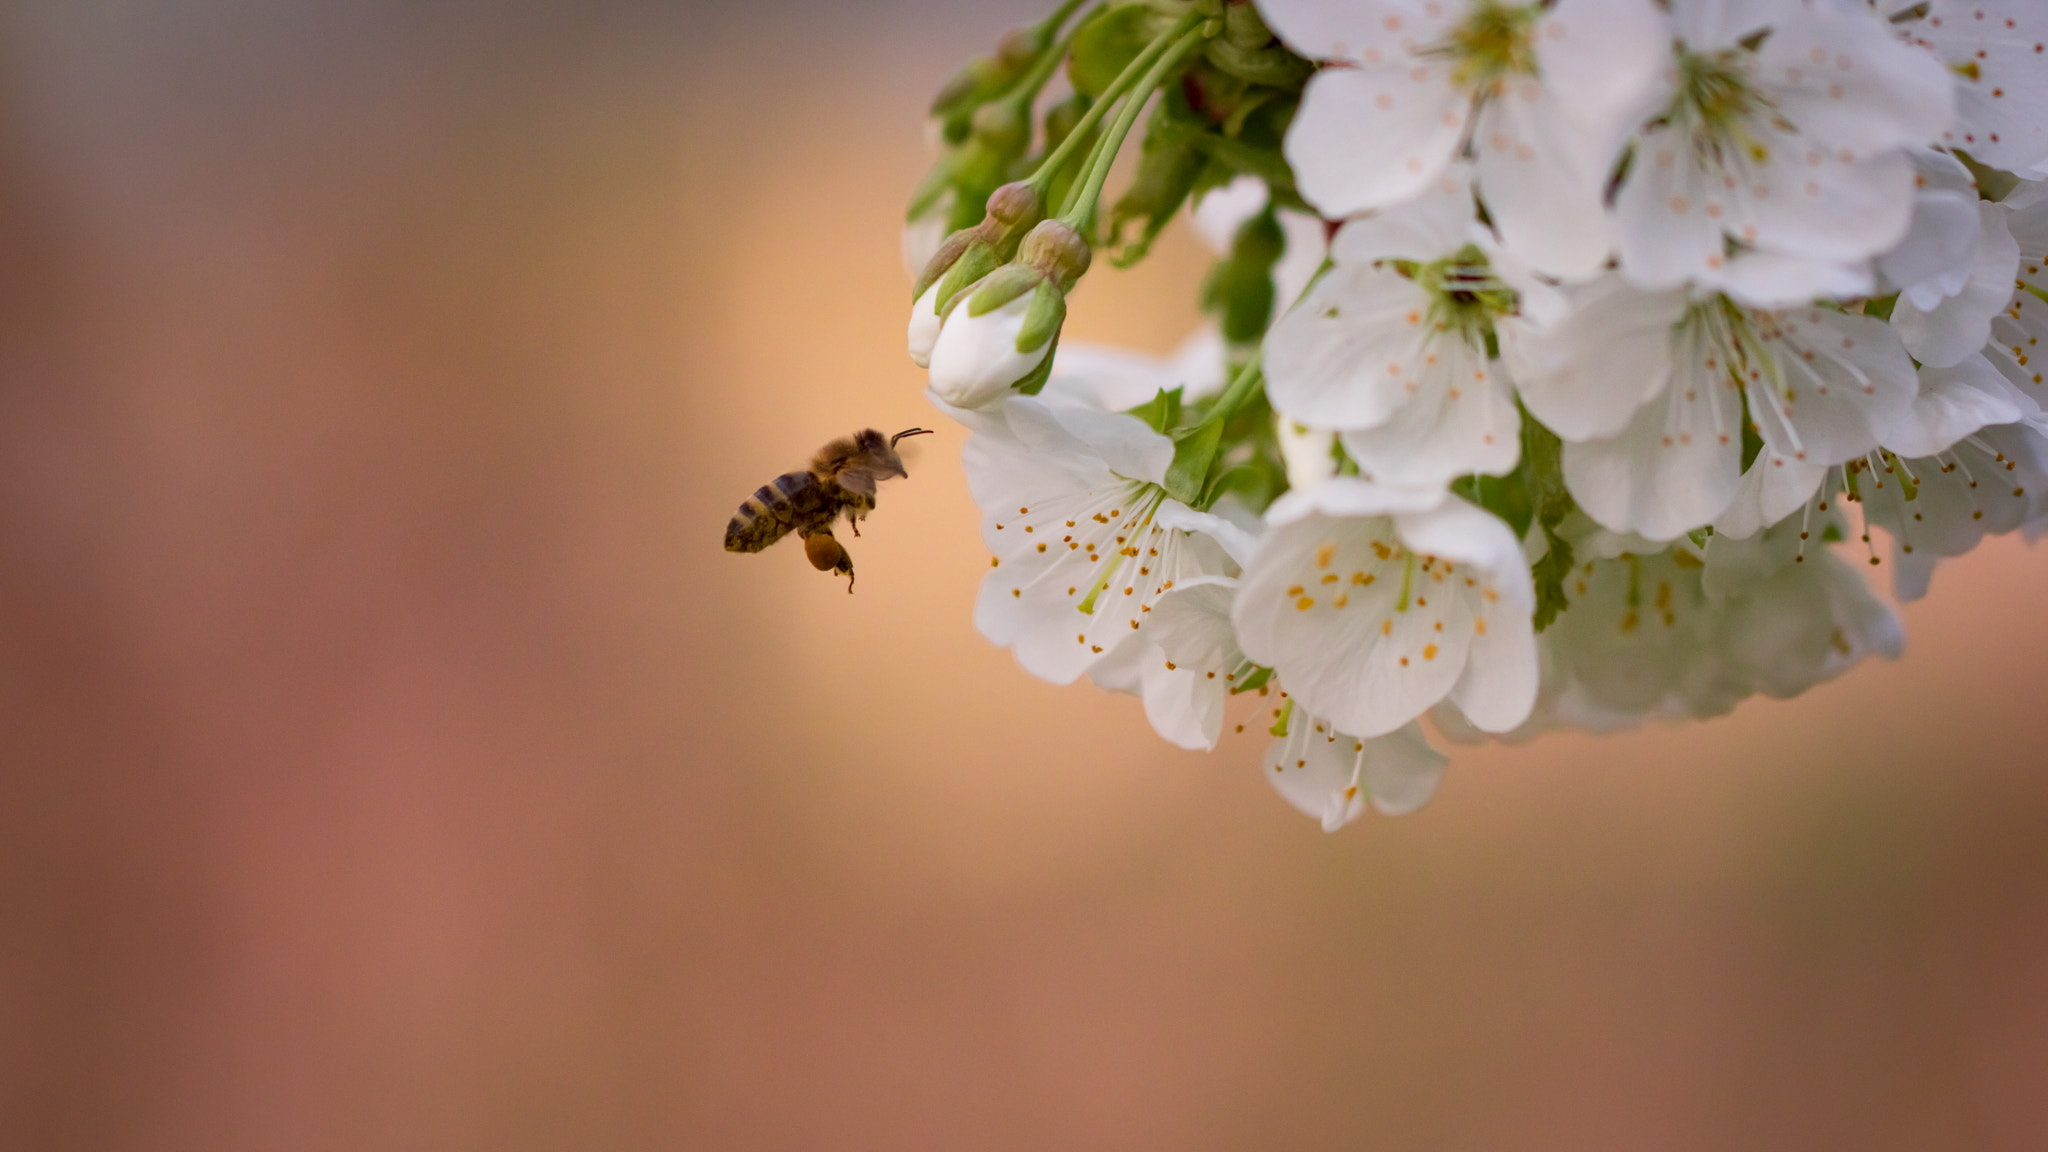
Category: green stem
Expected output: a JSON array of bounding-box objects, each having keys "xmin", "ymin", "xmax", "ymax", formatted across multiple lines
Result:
[
  {"xmin": 1023, "ymin": 9, "xmax": 1205, "ymax": 200},
  {"xmin": 1000, "ymin": 1, "xmax": 1100, "ymax": 114},
  {"xmin": 1202, "ymin": 347, "xmax": 1265, "ymax": 428},
  {"xmin": 1058, "ymin": 19, "xmax": 1212, "ymax": 233}
]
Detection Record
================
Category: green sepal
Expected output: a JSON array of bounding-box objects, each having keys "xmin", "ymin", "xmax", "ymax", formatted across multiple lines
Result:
[
  {"xmin": 1519, "ymin": 414, "xmax": 1581, "ymax": 633},
  {"xmin": 1163, "ymin": 418, "xmax": 1225, "ymax": 505},
  {"xmin": 1739, "ymin": 415, "xmax": 1766, "ymax": 473},
  {"xmin": 1129, "ymin": 386, "xmax": 1183, "ymax": 434},
  {"xmin": 1268, "ymin": 697, "xmax": 1294, "ymax": 738},
  {"xmin": 1450, "ymin": 471, "xmax": 1535, "ymax": 540},
  {"xmin": 1862, "ymin": 293, "xmax": 1899, "ymax": 322},
  {"xmin": 913, "ymin": 228, "xmax": 977, "ymax": 300},
  {"xmin": 1202, "ymin": 29, "xmax": 1312, "ymax": 90},
  {"xmin": 1013, "ymin": 332, "xmax": 1059, "ymax": 396},
  {"xmin": 1202, "ymin": 460, "xmax": 1279, "ymax": 514},
  {"xmin": 1014, "ymin": 279, "xmax": 1067, "ymax": 353},
  {"xmin": 1529, "ymin": 531, "xmax": 1576, "ymax": 634},
  {"xmin": 1066, "ymin": 4, "xmax": 1161, "ymax": 98},
  {"xmin": 1231, "ymin": 665, "xmax": 1274, "ymax": 696},
  {"xmin": 936, "ymin": 243, "xmax": 1001, "ymax": 314},
  {"xmin": 968, "ymin": 265, "xmax": 1042, "ymax": 317}
]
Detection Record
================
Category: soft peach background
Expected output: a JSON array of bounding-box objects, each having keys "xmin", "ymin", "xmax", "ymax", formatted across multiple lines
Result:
[{"xmin": 2, "ymin": 3, "xmax": 2046, "ymax": 1149}]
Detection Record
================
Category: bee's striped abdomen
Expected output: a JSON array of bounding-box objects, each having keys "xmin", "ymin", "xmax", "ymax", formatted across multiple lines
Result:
[{"xmin": 725, "ymin": 469, "xmax": 829, "ymax": 552}]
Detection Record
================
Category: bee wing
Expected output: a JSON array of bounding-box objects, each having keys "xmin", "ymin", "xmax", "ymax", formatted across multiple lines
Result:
[{"xmin": 836, "ymin": 467, "xmax": 878, "ymax": 497}]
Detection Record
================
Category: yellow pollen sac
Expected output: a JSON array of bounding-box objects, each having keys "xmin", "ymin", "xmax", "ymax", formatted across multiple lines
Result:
[
  {"xmin": 1036, "ymin": 543, "xmax": 1046, "ymax": 553},
  {"xmin": 1296, "ymin": 596, "xmax": 1315, "ymax": 611},
  {"xmin": 1012, "ymin": 589, "xmax": 1021, "ymax": 598},
  {"xmin": 1091, "ymin": 644, "xmax": 1103, "ymax": 653},
  {"xmin": 1129, "ymin": 620, "xmax": 1139, "ymax": 630},
  {"xmin": 1371, "ymin": 542, "xmax": 1392, "ymax": 560},
  {"xmin": 1352, "ymin": 572, "xmax": 1374, "ymax": 586},
  {"xmin": 1288, "ymin": 584, "xmax": 1304, "ymax": 596},
  {"xmin": 1109, "ymin": 509, "xmax": 1120, "ymax": 518},
  {"xmin": 1206, "ymin": 671, "xmax": 1216, "ymax": 679},
  {"xmin": 1019, "ymin": 507, "xmax": 1028, "ymax": 514},
  {"xmin": 990, "ymin": 557, "xmax": 999, "ymax": 568},
  {"xmin": 1335, "ymin": 594, "xmax": 1349, "ymax": 608},
  {"xmin": 1124, "ymin": 587, "xmax": 1134, "ymax": 595},
  {"xmin": 1475, "ymin": 618, "xmax": 1487, "ymax": 635},
  {"xmin": 1066, "ymin": 520, "xmax": 1076, "ymax": 528},
  {"xmin": 1320, "ymin": 573, "xmax": 1339, "ymax": 585},
  {"xmin": 1316, "ymin": 543, "xmax": 1335, "ymax": 569},
  {"xmin": 1423, "ymin": 644, "xmax": 1438, "ymax": 660},
  {"xmin": 1165, "ymin": 661, "xmax": 1177, "ymax": 670},
  {"xmin": 1023, "ymin": 526, "xmax": 1033, "ymax": 533},
  {"xmin": 1381, "ymin": 619, "xmax": 1393, "ymax": 636},
  {"xmin": 1399, "ymin": 656, "xmax": 1409, "ymax": 667}
]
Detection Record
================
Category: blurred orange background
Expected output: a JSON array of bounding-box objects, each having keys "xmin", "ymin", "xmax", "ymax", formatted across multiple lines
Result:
[{"xmin": 3, "ymin": 3, "xmax": 2048, "ymax": 1148}]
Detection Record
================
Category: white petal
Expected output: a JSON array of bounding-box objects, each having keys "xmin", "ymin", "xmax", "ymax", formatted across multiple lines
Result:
[
  {"xmin": 1473, "ymin": 85, "xmax": 1617, "ymax": 281},
  {"xmin": 1329, "ymin": 166, "xmax": 1477, "ymax": 263},
  {"xmin": 1753, "ymin": 309, "xmax": 1918, "ymax": 467},
  {"xmin": 1359, "ymin": 723, "xmax": 1450, "ymax": 816},
  {"xmin": 1882, "ymin": 354, "xmax": 2027, "ymax": 458},
  {"xmin": 1710, "ymin": 445, "xmax": 1824, "ymax": 540},
  {"xmin": 1698, "ymin": 251, "xmax": 1873, "ymax": 310},
  {"xmin": 1668, "ymin": 0, "xmax": 1795, "ymax": 50},
  {"xmin": 1340, "ymin": 348, "xmax": 1521, "ymax": 487},
  {"xmin": 1256, "ymin": 0, "xmax": 1459, "ymax": 64},
  {"xmin": 928, "ymin": 291, "xmax": 1050, "ymax": 407},
  {"xmin": 1284, "ymin": 63, "xmax": 1470, "ymax": 218},
  {"xmin": 907, "ymin": 282, "xmax": 943, "ymax": 368},
  {"xmin": 1263, "ymin": 475, "xmax": 1447, "ymax": 526},
  {"xmin": 1613, "ymin": 125, "xmax": 1729, "ymax": 290},
  {"xmin": 1563, "ymin": 366, "xmax": 1743, "ymax": 540},
  {"xmin": 1499, "ymin": 275, "xmax": 1686, "ymax": 441},
  {"xmin": 1757, "ymin": 2, "xmax": 1956, "ymax": 157},
  {"xmin": 1391, "ymin": 495, "xmax": 1536, "ymax": 610},
  {"xmin": 1892, "ymin": 203, "xmax": 2022, "ymax": 369},
  {"xmin": 1921, "ymin": 0, "xmax": 2048, "ymax": 172},
  {"xmin": 1264, "ymin": 262, "xmax": 1437, "ymax": 429},
  {"xmin": 1744, "ymin": 144, "xmax": 1918, "ymax": 268}
]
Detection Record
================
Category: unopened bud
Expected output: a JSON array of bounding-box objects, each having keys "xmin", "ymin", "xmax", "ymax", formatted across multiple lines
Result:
[
  {"xmin": 1017, "ymin": 220, "xmax": 1093, "ymax": 291},
  {"xmin": 911, "ymin": 182, "xmax": 1047, "ymax": 303}
]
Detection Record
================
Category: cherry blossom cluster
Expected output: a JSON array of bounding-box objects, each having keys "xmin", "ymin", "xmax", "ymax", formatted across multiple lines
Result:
[{"xmin": 902, "ymin": 0, "xmax": 2048, "ymax": 830}]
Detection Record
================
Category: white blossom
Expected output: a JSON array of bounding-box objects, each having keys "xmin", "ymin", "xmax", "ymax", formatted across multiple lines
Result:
[
  {"xmin": 1260, "ymin": 0, "xmax": 1667, "ymax": 279},
  {"xmin": 968, "ymin": 394, "xmax": 1250, "ymax": 685},
  {"xmin": 1263, "ymin": 711, "xmax": 1447, "ymax": 829},
  {"xmin": 1613, "ymin": 0, "xmax": 1955, "ymax": 304},
  {"xmin": 1233, "ymin": 479, "xmax": 1537, "ymax": 739}
]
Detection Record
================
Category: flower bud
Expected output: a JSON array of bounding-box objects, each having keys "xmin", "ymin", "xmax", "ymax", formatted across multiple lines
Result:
[
  {"xmin": 928, "ymin": 286, "xmax": 1048, "ymax": 408},
  {"xmin": 907, "ymin": 282, "xmax": 945, "ymax": 369},
  {"xmin": 925, "ymin": 220, "xmax": 1095, "ymax": 406},
  {"xmin": 910, "ymin": 182, "xmax": 1046, "ymax": 304}
]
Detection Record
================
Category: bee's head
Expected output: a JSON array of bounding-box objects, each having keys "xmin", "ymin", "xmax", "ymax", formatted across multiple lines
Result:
[{"xmin": 854, "ymin": 426, "xmax": 932, "ymax": 480}]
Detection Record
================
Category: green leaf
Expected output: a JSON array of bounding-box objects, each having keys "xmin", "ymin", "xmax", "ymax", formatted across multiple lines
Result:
[
  {"xmin": 1066, "ymin": 5, "xmax": 1160, "ymax": 98},
  {"xmin": 1128, "ymin": 386, "xmax": 1183, "ymax": 433},
  {"xmin": 1163, "ymin": 418, "xmax": 1224, "ymax": 506}
]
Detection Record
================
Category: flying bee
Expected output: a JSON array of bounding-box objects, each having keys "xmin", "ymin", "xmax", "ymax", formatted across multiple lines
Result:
[{"xmin": 723, "ymin": 427, "xmax": 934, "ymax": 592}]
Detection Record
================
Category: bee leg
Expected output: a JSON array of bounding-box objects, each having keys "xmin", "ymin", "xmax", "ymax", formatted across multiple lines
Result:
[{"xmin": 847, "ymin": 509, "xmax": 862, "ymax": 538}]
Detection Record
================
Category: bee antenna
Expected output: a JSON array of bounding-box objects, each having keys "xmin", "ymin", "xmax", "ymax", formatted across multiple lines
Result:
[{"xmin": 890, "ymin": 427, "xmax": 935, "ymax": 448}]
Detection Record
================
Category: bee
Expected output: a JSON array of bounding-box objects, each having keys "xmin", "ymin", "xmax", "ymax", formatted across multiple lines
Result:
[{"xmin": 723, "ymin": 427, "xmax": 934, "ymax": 592}]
